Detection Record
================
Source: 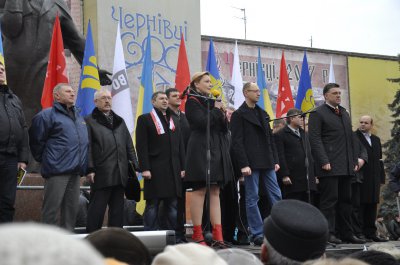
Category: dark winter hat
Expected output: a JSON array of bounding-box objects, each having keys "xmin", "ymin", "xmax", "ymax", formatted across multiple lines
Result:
[
  {"xmin": 86, "ymin": 227, "xmax": 151, "ymax": 265},
  {"xmin": 263, "ymin": 199, "xmax": 329, "ymax": 262}
]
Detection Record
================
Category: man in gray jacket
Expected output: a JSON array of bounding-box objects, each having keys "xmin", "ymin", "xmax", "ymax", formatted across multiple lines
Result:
[{"xmin": 85, "ymin": 88, "xmax": 139, "ymax": 232}]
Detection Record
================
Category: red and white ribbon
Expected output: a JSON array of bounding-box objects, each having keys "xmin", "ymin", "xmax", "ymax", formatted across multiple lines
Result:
[{"xmin": 150, "ymin": 109, "xmax": 175, "ymax": 135}]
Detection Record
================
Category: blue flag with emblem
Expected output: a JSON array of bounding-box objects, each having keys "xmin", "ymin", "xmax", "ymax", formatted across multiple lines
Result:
[
  {"xmin": 76, "ymin": 20, "xmax": 101, "ymax": 116},
  {"xmin": 295, "ymin": 51, "xmax": 315, "ymax": 112}
]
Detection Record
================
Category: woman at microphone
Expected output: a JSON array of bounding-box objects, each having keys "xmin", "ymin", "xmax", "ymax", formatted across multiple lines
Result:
[{"xmin": 184, "ymin": 71, "xmax": 232, "ymax": 244}]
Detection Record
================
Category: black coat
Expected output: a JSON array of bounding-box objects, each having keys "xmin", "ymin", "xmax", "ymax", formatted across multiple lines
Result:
[
  {"xmin": 136, "ymin": 108, "xmax": 185, "ymax": 199},
  {"xmin": 275, "ymin": 125, "xmax": 316, "ymax": 194},
  {"xmin": 0, "ymin": 85, "xmax": 29, "ymax": 162},
  {"xmin": 356, "ymin": 130, "xmax": 385, "ymax": 203},
  {"xmin": 85, "ymin": 108, "xmax": 138, "ymax": 191},
  {"xmin": 308, "ymin": 104, "xmax": 357, "ymax": 177},
  {"xmin": 170, "ymin": 109, "xmax": 191, "ymax": 150},
  {"xmin": 230, "ymin": 102, "xmax": 278, "ymax": 170},
  {"xmin": 184, "ymin": 96, "xmax": 232, "ymax": 185},
  {"xmin": 352, "ymin": 133, "xmax": 368, "ymax": 184}
]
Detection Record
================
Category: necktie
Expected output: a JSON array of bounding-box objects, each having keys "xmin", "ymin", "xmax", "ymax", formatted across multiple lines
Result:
[
  {"xmin": 365, "ymin": 134, "xmax": 372, "ymax": 146},
  {"xmin": 295, "ymin": 130, "xmax": 300, "ymax": 137},
  {"xmin": 334, "ymin": 107, "xmax": 340, "ymax": 115}
]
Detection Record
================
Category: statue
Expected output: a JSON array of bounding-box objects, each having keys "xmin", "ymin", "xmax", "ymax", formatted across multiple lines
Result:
[{"xmin": 0, "ymin": 0, "xmax": 111, "ymax": 123}]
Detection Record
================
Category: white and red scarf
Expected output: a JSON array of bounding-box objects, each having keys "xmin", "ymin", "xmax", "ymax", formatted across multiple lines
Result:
[{"xmin": 150, "ymin": 108, "xmax": 175, "ymax": 135}]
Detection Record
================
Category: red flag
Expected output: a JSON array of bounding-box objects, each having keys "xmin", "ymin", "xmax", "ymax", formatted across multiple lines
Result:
[
  {"xmin": 174, "ymin": 34, "xmax": 191, "ymax": 111},
  {"xmin": 41, "ymin": 15, "xmax": 69, "ymax": 109},
  {"xmin": 276, "ymin": 51, "xmax": 294, "ymax": 118}
]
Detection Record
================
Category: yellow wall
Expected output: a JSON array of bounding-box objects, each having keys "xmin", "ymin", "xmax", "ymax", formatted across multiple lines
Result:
[
  {"xmin": 348, "ymin": 57, "xmax": 398, "ymax": 144},
  {"xmin": 83, "ymin": 0, "xmax": 98, "ymax": 52}
]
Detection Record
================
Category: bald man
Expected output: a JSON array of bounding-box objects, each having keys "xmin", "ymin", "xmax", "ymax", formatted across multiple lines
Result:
[{"xmin": 355, "ymin": 115, "xmax": 386, "ymax": 242}]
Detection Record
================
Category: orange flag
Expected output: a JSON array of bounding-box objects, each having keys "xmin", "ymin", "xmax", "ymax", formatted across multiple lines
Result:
[
  {"xmin": 41, "ymin": 15, "xmax": 69, "ymax": 109},
  {"xmin": 174, "ymin": 34, "xmax": 191, "ymax": 111},
  {"xmin": 276, "ymin": 51, "xmax": 294, "ymax": 117}
]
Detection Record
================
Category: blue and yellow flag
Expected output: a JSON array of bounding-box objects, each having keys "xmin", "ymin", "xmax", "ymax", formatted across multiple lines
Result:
[
  {"xmin": 295, "ymin": 52, "xmax": 315, "ymax": 112},
  {"xmin": 256, "ymin": 48, "xmax": 275, "ymax": 120},
  {"xmin": 0, "ymin": 23, "xmax": 6, "ymax": 84},
  {"xmin": 135, "ymin": 31, "xmax": 154, "ymax": 121},
  {"xmin": 135, "ymin": 31, "xmax": 155, "ymax": 216},
  {"xmin": 206, "ymin": 39, "xmax": 224, "ymax": 99},
  {"xmin": 76, "ymin": 20, "xmax": 100, "ymax": 116}
]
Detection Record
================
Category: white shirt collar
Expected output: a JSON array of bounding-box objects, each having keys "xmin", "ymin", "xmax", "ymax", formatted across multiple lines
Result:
[{"xmin": 325, "ymin": 102, "xmax": 339, "ymax": 109}]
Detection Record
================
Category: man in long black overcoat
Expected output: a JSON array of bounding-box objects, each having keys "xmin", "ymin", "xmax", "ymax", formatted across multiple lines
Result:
[
  {"xmin": 356, "ymin": 115, "xmax": 386, "ymax": 241},
  {"xmin": 308, "ymin": 83, "xmax": 363, "ymax": 244},
  {"xmin": 275, "ymin": 108, "xmax": 316, "ymax": 203},
  {"xmin": 135, "ymin": 91, "xmax": 185, "ymax": 231}
]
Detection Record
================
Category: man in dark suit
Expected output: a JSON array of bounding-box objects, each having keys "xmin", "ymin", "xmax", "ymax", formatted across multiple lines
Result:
[
  {"xmin": 231, "ymin": 82, "xmax": 281, "ymax": 246},
  {"xmin": 308, "ymin": 83, "xmax": 364, "ymax": 244},
  {"xmin": 356, "ymin": 115, "xmax": 386, "ymax": 242},
  {"xmin": 166, "ymin": 88, "xmax": 190, "ymax": 243},
  {"xmin": 275, "ymin": 108, "xmax": 316, "ymax": 203},
  {"xmin": 85, "ymin": 88, "xmax": 139, "ymax": 232},
  {"xmin": 135, "ymin": 91, "xmax": 185, "ymax": 231}
]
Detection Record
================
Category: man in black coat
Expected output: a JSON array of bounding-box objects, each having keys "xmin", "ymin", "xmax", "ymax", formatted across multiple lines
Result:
[
  {"xmin": 349, "ymin": 133, "xmax": 368, "ymax": 241},
  {"xmin": 0, "ymin": 62, "xmax": 29, "ymax": 223},
  {"xmin": 85, "ymin": 88, "xmax": 139, "ymax": 232},
  {"xmin": 166, "ymin": 88, "xmax": 190, "ymax": 242},
  {"xmin": 230, "ymin": 82, "xmax": 281, "ymax": 246},
  {"xmin": 355, "ymin": 115, "xmax": 386, "ymax": 241},
  {"xmin": 275, "ymin": 108, "xmax": 316, "ymax": 203},
  {"xmin": 136, "ymin": 91, "xmax": 185, "ymax": 231},
  {"xmin": 308, "ymin": 83, "xmax": 363, "ymax": 244}
]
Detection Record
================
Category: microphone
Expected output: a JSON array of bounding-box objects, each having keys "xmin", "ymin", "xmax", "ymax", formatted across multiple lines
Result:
[
  {"xmin": 210, "ymin": 88, "xmax": 221, "ymax": 98},
  {"xmin": 180, "ymin": 86, "xmax": 190, "ymax": 99}
]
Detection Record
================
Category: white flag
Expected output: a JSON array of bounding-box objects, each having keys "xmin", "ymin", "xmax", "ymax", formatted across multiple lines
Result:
[
  {"xmin": 329, "ymin": 57, "xmax": 336, "ymax": 83},
  {"xmin": 231, "ymin": 41, "xmax": 244, "ymax": 109},
  {"xmin": 111, "ymin": 24, "xmax": 134, "ymax": 134}
]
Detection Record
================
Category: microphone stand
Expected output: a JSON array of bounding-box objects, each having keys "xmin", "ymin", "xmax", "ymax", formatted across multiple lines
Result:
[
  {"xmin": 269, "ymin": 109, "xmax": 316, "ymax": 204},
  {"xmin": 187, "ymin": 92, "xmax": 229, "ymax": 248}
]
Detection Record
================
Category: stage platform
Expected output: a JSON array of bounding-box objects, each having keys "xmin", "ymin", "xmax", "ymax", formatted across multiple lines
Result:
[
  {"xmin": 211, "ymin": 240, "xmax": 400, "ymax": 260},
  {"xmin": 73, "ymin": 227, "xmax": 400, "ymax": 259}
]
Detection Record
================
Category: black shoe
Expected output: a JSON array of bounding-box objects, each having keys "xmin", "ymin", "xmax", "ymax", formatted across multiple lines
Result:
[
  {"xmin": 328, "ymin": 235, "xmax": 342, "ymax": 244},
  {"xmin": 253, "ymin": 236, "xmax": 264, "ymax": 246},
  {"xmin": 343, "ymin": 235, "xmax": 366, "ymax": 244},
  {"xmin": 367, "ymin": 235, "xmax": 389, "ymax": 242},
  {"xmin": 356, "ymin": 234, "xmax": 372, "ymax": 242}
]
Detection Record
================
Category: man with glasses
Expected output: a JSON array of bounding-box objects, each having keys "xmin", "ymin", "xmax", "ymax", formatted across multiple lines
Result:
[
  {"xmin": 230, "ymin": 82, "xmax": 281, "ymax": 246},
  {"xmin": 85, "ymin": 88, "xmax": 139, "ymax": 232},
  {"xmin": 274, "ymin": 108, "xmax": 317, "ymax": 203}
]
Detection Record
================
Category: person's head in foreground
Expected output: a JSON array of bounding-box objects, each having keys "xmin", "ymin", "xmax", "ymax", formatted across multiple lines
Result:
[
  {"xmin": 261, "ymin": 199, "xmax": 329, "ymax": 265},
  {"xmin": 0, "ymin": 223, "xmax": 104, "ymax": 265},
  {"xmin": 151, "ymin": 243, "xmax": 227, "ymax": 265},
  {"xmin": 303, "ymin": 258, "xmax": 369, "ymax": 265},
  {"xmin": 217, "ymin": 248, "xmax": 263, "ymax": 265},
  {"xmin": 368, "ymin": 242, "xmax": 400, "ymax": 260},
  {"xmin": 86, "ymin": 227, "xmax": 151, "ymax": 265},
  {"xmin": 348, "ymin": 249, "xmax": 398, "ymax": 265}
]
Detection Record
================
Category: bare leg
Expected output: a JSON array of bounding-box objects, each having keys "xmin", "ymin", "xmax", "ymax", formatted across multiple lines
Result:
[
  {"xmin": 209, "ymin": 185, "xmax": 221, "ymax": 225},
  {"xmin": 190, "ymin": 188, "xmax": 206, "ymax": 226}
]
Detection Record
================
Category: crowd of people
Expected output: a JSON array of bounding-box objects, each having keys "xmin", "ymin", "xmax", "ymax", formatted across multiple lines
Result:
[
  {"xmin": 2, "ymin": 57, "xmax": 400, "ymax": 263},
  {"xmin": 1, "ymin": 200, "xmax": 400, "ymax": 265}
]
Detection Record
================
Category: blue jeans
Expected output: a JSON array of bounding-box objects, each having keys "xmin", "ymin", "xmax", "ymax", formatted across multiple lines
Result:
[
  {"xmin": 144, "ymin": 198, "xmax": 177, "ymax": 231},
  {"xmin": 245, "ymin": 169, "xmax": 282, "ymax": 238}
]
